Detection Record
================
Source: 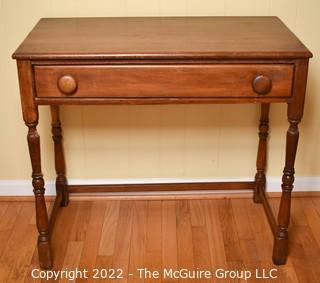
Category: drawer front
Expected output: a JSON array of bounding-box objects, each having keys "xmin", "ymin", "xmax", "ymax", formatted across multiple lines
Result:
[{"xmin": 34, "ymin": 64, "xmax": 293, "ymax": 98}]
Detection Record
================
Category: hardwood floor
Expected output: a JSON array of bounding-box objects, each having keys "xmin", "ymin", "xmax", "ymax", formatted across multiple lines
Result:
[{"xmin": 0, "ymin": 197, "xmax": 319, "ymax": 282}]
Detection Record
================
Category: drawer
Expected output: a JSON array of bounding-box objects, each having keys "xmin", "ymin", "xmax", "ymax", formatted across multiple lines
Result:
[{"xmin": 34, "ymin": 64, "xmax": 294, "ymax": 98}]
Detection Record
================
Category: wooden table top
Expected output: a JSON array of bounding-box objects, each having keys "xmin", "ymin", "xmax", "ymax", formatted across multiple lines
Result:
[{"xmin": 13, "ymin": 17, "xmax": 312, "ymax": 60}]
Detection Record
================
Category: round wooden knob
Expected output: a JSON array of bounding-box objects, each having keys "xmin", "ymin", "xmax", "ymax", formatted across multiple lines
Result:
[
  {"xmin": 57, "ymin": 75, "xmax": 77, "ymax": 95},
  {"xmin": 252, "ymin": 75, "xmax": 272, "ymax": 95}
]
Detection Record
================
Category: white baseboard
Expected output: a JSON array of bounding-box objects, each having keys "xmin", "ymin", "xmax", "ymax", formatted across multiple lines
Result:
[{"xmin": 0, "ymin": 177, "xmax": 319, "ymax": 196}]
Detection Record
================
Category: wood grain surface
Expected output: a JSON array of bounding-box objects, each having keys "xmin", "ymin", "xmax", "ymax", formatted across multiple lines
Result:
[
  {"xmin": 12, "ymin": 17, "xmax": 312, "ymax": 60},
  {"xmin": 0, "ymin": 198, "xmax": 319, "ymax": 282},
  {"xmin": 34, "ymin": 64, "xmax": 293, "ymax": 98}
]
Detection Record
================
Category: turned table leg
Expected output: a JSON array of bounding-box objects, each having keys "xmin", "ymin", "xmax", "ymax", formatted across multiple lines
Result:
[
  {"xmin": 272, "ymin": 119, "xmax": 300, "ymax": 264},
  {"xmin": 51, "ymin": 106, "xmax": 69, "ymax": 206},
  {"xmin": 272, "ymin": 59, "xmax": 309, "ymax": 265},
  {"xmin": 17, "ymin": 60, "xmax": 52, "ymax": 269},
  {"xmin": 27, "ymin": 123, "xmax": 52, "ymax": 269},
  {"xmin": 254, "ymin": 104, "xmax": 270, "ymax": 203}
]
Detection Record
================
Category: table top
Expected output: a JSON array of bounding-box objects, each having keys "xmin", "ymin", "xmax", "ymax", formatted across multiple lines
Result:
[{"xmin": 12, "ymin": 17, "xmax": 312, "ymax": 60}]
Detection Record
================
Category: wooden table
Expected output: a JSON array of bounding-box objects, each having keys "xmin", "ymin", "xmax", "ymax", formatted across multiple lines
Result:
[{"xmin": 13, "ymin": 17, "xmax": 312, "ymax": 269}]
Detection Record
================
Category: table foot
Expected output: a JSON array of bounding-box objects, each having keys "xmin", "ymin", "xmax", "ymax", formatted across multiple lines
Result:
[
  {"xmin": 272, "ymin": 235, "xmax": 288, "ymax": 265},
  {"xmin": 38, "ymin": 239, "xmax": 53, "ymax": 269}
]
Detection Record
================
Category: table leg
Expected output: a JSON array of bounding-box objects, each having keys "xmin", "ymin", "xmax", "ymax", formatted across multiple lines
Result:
[
  {"xmin": 272, "ymin": 118, "xmax": 300, "ymax": 264},
  {"xmin": 51, "ymin": 106, "xmax": 69, "ymax": 206},
  {"xmin": 272, "ymin": 59, "xmax": 309, "ymax": 265},
  {"xmin": 254, "ymin": 104, "xmax": 270, "ymax": 203},
  {"xmin": 27, "ymin": 122, "xmax": 52, "ymax": 269},
  {"xmin": 17, "ymin": 60, "xmax": 52, "ymax": 269}
]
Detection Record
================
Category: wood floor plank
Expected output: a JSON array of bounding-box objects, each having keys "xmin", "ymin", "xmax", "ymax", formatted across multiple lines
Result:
[
  {"xmin": 128, "ymin": 201, "xmax": 148, "ymax": 283},
  {"xmin": 144, "ymin": 201, "xmax": 162, "ymax": 283},
  {"xmin": 278, "ymin": 266, "xmax": 300, "ymax": 283},
  {"xmin": 112, "ymin": 201, "xmax": 134, "ymax": 282},
  {"xmin": 295, "ymin": 223, "xmax": 320, "ymax": 280},
  {"xmin": 0, "ymin": 202, "xmax": 11, "ymax": 257},
  {"xmin": 0, "ymin": 203, "xmax": 34, "ymax": 283},
  {"xmin": 304, "ymin": 199, "xmax": 320, "ymax": 248},
  {"xmin": 192, "ymin": 226, "xmax": 211, "ymax": 283},
  {"xmin": 189, "ymin": 200, "xmax": 206, "ymax": 227},
  {"xmin": 0, "ymin": 230, "xmax": 14, "ymax": 259},
  {"xmin": 162, "ymin": 201, "xmax": 178, "ymax": 270},
  {"xmin": 7, "ymin": 224, "xmax": 38, "ymax": 283},
  {"xmin": 161, "ymin": 201, "xmax": 178, "ymax": 283},
  {"xmin": 291, "ymin": 198, "xmax": 308, "ymax": 226},
  {"xmin": 176, "ymin": 200, "xmax": 194, "ymax": 283},
  {"xmin": 0, "ymin": 202, "xmax": 9, "ymax": 218},
  {"xmin": 231, "ymin": 199, "xmax": 253, "ymax": 240},
  {"xmin": 98, "ymin": 201, "xmax": 120, "ymax": 256},
  {"xmin": 69, "ymin": 201, "xmax": 92, "ymax": 241},
  {"xmin": 232, "ymin": 199, "xmax": 260, "ymax": 265},
  {"xmin": 50, "ymin": 201, "xmax": 79, "ymax": 273},
  {"xmin": 218, "ymin": 199, "xmax": 247, "ymax": 283},
  {"xmin": 0, "ymin": 202, "xmax": 22, "ymax": 232},
  {"xmin": 289, "ymin": 225, "xmax": 318, "ymax": 283},
  {"xmin": 204, "ymin": 200, "xmax": 227, "ymax": 267},
  {"xmin": 94, "ymin": 255, "xmax": 113, "ymax": 282},
  {"xmin": 77, "ymin": 201, "xmax": 106, "ymax": 283},
  {"xmin": 311, "ymin": 198, "xmax": 320, "ymax": 215},
  {"xmin": 249, "ymin": 200, "xmax": 275, "ymax": 264},
  {"xmin": 23, "ymin": 248, "xmax": 39, "ymax": 283},
  {"xmin": 59, "ymin": 241, "xmax": 84, "ymax": 283},
  {"xmin": 218, "ymin": 199, "xmax": 243, "ymax": 265}
]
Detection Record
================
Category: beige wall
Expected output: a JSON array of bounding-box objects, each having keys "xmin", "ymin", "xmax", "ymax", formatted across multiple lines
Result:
[{"xmin": 0, "ymin": 0, "xmax": 319, "ymax": 182}]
